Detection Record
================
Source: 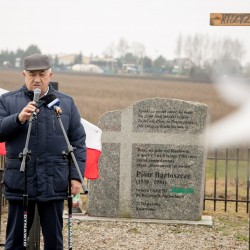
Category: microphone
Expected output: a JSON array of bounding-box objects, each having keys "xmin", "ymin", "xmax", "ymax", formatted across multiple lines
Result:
[
  {"xmin": 31, "ymin": 88, "xmax": 41, "ymax": 118},
  {"xmin": 45, "ymin": 94, "xmax": 62, "ymax": 115},
  {"xmin": 33, "ymin": 88, "xmax": 41, "ymax": 104}
]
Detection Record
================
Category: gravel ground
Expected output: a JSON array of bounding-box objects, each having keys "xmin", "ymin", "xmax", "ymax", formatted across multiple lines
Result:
[
  {"xmin": 0, "ymin": 206, "xmax": 249, "ymax": 250},
  {"xmin": 64, "ymin": 212, "xmax": 248, "ymax": 250}
]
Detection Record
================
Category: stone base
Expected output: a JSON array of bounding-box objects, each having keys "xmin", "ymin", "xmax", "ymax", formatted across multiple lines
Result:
[{"xmin": 63, "ymin": 213, "xmax": 213, "ymax": 226}]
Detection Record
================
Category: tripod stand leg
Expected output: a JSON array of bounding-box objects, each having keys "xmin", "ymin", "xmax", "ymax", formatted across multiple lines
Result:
[
  {"xmin": 23, "ymin": 194, "xmax": 28, "ymax": 249},
  {"xmin": 68, "ymin": 195, "xmax": 73, "ymax": 250},
  {"xmin": 0, "ymin": 169, "xmax": 5, "ymax": 247}
]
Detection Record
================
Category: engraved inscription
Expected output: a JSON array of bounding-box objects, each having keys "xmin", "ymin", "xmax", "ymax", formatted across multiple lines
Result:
[
  {"xmin": 136, "ymin": 109, "xmax": 195, "ymax": 130},
  {"xmin": 131, "ymin": 144, "xmax": 199, "ymax": 214},
  {"xmin": 135, "ymin": 146, "xmax": 197, "ymax": 169}
]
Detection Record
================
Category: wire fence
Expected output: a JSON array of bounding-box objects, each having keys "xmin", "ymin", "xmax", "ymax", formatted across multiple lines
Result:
[{"xmin": 204, "ymin": 148, "xmax": 250, "ymax": 212}]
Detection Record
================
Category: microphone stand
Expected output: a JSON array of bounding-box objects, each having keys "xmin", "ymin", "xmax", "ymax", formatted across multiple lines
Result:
[
  {"xmin": 62, "ymin": 150, "xmax": 73, "ymax": 250},
  {"xmin": 53, "ymin": 108, "xmax": 88, "ymax": 250},
  {"xmin": 19, "ymin": 110, "xmax": 38, "ymax": 249}
]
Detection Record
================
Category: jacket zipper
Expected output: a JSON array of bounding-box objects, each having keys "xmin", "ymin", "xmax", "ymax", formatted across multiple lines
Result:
[{"xmin": 51, "ymin": 113, "xmax": 56, "ymax": 131}]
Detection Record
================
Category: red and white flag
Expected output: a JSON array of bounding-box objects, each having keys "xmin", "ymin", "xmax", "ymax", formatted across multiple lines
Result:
[
  {"xmin": 0, "ymin": 88, "xmax": 102, "ymax": 180},
  {"xmin": 81, "ymin": 118, "xmax": 102, "ymax": 179}
]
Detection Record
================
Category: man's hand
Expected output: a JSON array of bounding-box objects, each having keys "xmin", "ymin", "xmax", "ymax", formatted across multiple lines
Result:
[
  {"xmin": 18, "ymin": 101, "xmax": 39, "ymax": 123},
  {"xmin": 71, "ymin": 179, "xmax": 82, "ymax": 196}
]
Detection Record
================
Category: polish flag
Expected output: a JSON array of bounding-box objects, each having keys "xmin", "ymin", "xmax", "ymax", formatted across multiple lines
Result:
[
  {"xmin": 0, "ymin": 88, "xmax": 102, "ymax": 180},
  {"xmin": 81, "ymin": 118, "xmax": 102, "ymax": 180}
]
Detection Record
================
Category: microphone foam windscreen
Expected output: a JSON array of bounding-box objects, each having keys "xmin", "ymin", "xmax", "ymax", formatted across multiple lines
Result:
[{"xmin": 44, "ymin": 94, "xmax": 60, "ymax": 109}]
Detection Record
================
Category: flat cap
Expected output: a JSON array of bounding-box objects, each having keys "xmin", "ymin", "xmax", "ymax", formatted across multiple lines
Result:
[{"xmin": 23, "ymin": 54, "xmax": 51, "ymax": 71}]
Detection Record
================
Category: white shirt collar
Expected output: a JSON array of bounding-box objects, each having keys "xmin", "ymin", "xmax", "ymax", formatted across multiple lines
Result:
[{"xmin": 40, "ymin": 86, "xmax": 49, "ymax": 98}]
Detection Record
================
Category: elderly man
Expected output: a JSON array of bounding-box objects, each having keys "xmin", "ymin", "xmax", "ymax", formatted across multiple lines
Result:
[{"xmin": 0, "ymin": 54, "xmax": 86, "ymax": 249}]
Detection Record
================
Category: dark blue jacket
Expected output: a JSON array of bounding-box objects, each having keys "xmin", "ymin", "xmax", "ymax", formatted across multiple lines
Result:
[{"xmin": 0, "ymin": 85, "xmax": 86, "ymax": 201}]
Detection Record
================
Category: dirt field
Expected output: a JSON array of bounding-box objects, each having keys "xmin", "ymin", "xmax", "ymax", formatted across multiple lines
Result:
[{"xmin": 0, "ymin": 69, "xmax": 235, "ymax": 125}]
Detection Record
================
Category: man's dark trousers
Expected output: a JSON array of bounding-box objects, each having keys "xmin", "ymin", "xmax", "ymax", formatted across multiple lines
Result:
[{"xmin": 5, "ymin": 199, "xmax": 64, "ymax": 250}]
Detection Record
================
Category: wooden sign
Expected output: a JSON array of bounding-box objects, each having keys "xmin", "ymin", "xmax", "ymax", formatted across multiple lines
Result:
[{"xmin": 210, "ymin": 13, "xmax": 250, "ymax": 26}]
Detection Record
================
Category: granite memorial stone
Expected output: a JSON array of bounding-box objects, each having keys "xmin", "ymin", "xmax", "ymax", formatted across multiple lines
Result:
[{"xmin": 88, "ymin": 98, "xmax": 209, "ymax": 221}]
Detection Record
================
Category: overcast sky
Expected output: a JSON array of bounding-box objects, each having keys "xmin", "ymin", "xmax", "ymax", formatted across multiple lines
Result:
[{"xmin": 1, "ymin": 0, "xmax": 250, "ymax": 63}]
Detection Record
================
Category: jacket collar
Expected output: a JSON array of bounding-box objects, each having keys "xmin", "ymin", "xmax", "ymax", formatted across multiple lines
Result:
[{"xmin": 21, "ymin": 84, "xmax": 55, "ymax": 101}]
